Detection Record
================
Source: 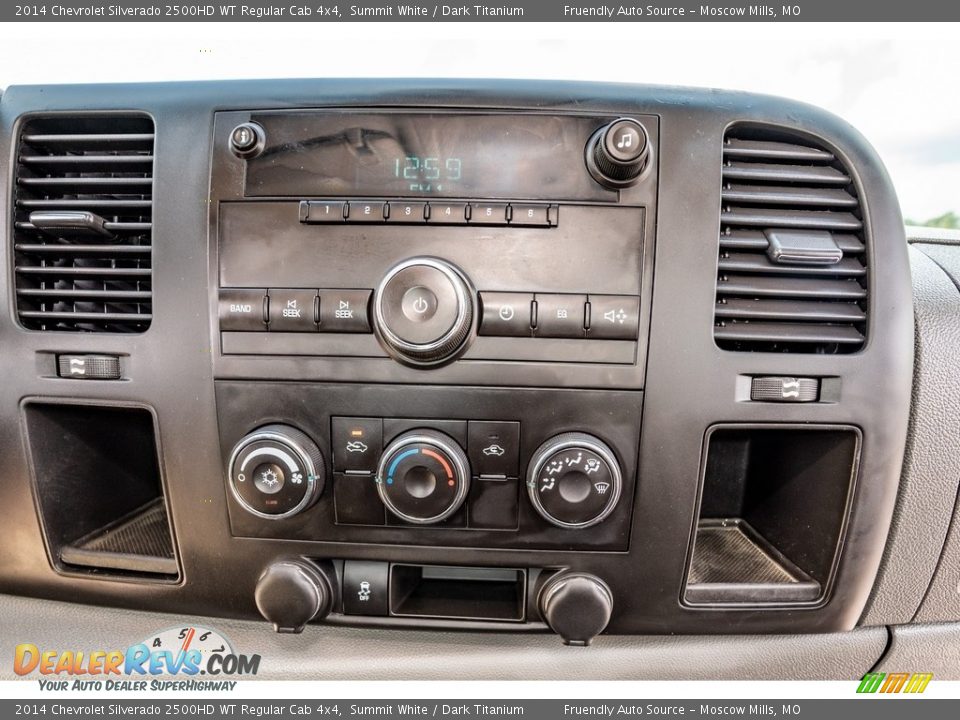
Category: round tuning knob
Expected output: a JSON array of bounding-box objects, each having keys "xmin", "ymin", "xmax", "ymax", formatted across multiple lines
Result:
[
  {"xmin": 586, "ymin": 118, "xmax": 650, "ymax": 188},
  {"xmin": 527, "ymin": 433, "xmax": 623, "ymax": 529},
  {"xmin": 255, "ymin": 560, "xmax": 333, "ymax": 633},
  {"xmin": 227, "ymin": 424, "xmax": 325, "ymax": 519},
  {"xmin": 376, "ymin": 430, "xmax": 470, "ymax": 524},
  {"xmin": 373, "ymin": 257, "xmax": 476, "ymax": 367},
  {"xmin": 229, "ymin": 122, "xmax": 265, "ymax": 159},
  {"xmin": 540, "ymin": 572, "xmax": 613, "ymax": 646}
]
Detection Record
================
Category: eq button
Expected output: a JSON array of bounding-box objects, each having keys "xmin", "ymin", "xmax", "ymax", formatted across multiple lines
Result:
[{"xmin": 534, "ymin": 294, "xmax": 587, "ymax": 338}]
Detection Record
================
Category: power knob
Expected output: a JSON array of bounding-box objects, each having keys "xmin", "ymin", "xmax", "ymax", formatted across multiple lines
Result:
[
  {"xmin": 540, "ymin": 572, "xmax": 613, "ymax": 646},
  {"xmin": 227, "ymin": 424, "xmax": 325, "ymax": 519},
  {"xmin": 373, "ymin": 257, "xmax": 476, "ymax": 367},
  {"xmin": 586, "ymin": 118, "xmax": 650, "ymax": 188}
]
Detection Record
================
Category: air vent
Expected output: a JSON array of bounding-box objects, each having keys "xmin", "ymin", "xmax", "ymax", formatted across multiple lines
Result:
[
  {"xmin": 13, "ymin": 115, "xmax": 154, "ymax": 332},
  {"xmin": 714, "ymin": 126, "xmax": 867, "ymax": 353}
]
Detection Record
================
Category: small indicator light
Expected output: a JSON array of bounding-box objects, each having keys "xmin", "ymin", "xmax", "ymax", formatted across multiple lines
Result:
[{"xmin": 350, "ymin": 429, "xmax": 364, "ymax": 437}]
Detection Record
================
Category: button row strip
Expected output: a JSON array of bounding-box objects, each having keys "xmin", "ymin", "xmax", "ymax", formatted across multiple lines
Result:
[
  {"xmin": 299, "ymin": 200, "xmax": 557, "ymax": 227},
  {"xmin": 219, "ymin": 288, "xmax": 372, "ymax": 333},
  {"xmin": 479, "ymin": 292, "xmax": 640, "ymax": 340}
]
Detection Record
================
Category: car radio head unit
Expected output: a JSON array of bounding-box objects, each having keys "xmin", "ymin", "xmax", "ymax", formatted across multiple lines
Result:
[{"xmin": 212, "ymin": 108, "xmax": 658, "ymax": 378}]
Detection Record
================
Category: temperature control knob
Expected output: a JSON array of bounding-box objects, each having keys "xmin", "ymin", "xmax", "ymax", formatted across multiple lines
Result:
[
  {"xmin": 373, "ymin": 257, "xmax": 476, "ymax": 367},
  {"xmin": 228, "ymin": 424, "xmax": 325, "ymax": 519},
  {"xmin": 586, "ymin": 118, "xmax": 650, "ymax": 188},
  {"xmin": 527, "ymin": 433, "xmax": 623, "ymax": 529},
  {"xmin": 376, "ymin": 430, "xmax": 470, "ymax": 524}
]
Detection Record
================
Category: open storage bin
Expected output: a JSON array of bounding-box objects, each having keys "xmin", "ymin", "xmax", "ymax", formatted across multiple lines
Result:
[
  {"xmin": 684, "ymin": 425, "xmax": 860, "ymax": 606},
  {"xmin": 24, "ymin": 401, "xmax": 178, "ymax": 579}
]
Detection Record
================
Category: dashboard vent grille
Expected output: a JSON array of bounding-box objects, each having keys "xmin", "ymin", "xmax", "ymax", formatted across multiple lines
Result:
[
  {"xmin": 13, "ymin": 116, "xmax": 154, "ymax": 333},
  {"xmin": 714, "ymin": 126, "xmax": 867, "ymax": 353}
]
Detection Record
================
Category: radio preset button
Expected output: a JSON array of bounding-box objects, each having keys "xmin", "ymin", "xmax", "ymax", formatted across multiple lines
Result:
[
  {"xmin": 510, "ymin": 204, "xmax": 553, "ymax": 227},
  {"xmin": 427, "ymin": 202, "xmax": 469, "ymax": 225},
  {"xmin": 587, "ymin": 295, "xmax": 640, "ymax": 340},
  {"xmin": 219, "ymin": 288, "xmax": 267, "ymax": 332},
  {"xmin": 469, "ymin": 202, "xmax": 509, "ymax": 225},
  {"xmin": 318, "ymin": 289, "xmax": 372, "ymax": 333},
  {"xmin": 387, "ymin": 201, "xmax": 428, "ymax": 223},
  {"xmin": 268, "ymin": 288, "xmax": 318, "ymax": 332},
  {"xmin": 346, "ymin": 201, "xmax": 387, "ymax": 223},
  {"xmin": 479, "ymin": 292, "xmax": 534, "ymax": 337},
  {"xmin": 534, "ymin": 294, "xmax": 587, "ymax": 338},
  {"xmin": 300, "ymin": 200, "xmax": 347, "ymax": 224}
]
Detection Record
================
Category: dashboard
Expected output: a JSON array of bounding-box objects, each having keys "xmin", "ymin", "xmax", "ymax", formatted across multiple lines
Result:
[{"xmin": 0, "ymin": 79, "xmax": 956, "ymax": 673}]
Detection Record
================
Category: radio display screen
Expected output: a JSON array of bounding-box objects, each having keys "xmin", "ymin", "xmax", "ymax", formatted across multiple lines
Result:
[{"xmin": 244, "ymin": 112, "xmax": 619, "ymax": 201}]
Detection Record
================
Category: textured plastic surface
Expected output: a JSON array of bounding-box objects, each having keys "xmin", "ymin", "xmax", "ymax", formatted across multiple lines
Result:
[
  {"xmin": 0, "ymin": 80, "xmax": 912, "ymax": 638},
  {"xmin": 860, "ymin": 243, "xmax": 960, "ymax": 625},
  {"xmin": 60, "ymin": 500, "xmax": 177, "ymax": 576},
  {"xmin": 0, "ymin": 592, "xmax": 890, "ymax": 680}
]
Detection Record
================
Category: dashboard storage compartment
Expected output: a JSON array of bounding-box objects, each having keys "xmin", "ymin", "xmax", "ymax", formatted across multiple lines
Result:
[
  {"xmin": 23, "ymin": 401, "xmax": 178, "ymax": 579},
  {"xmin": 684, "ymin": 425, "xmax": 860, "ymax": 606},
  {"xmin": 390, "ymin": 565, "xmax": 526, "ymax": 622}
]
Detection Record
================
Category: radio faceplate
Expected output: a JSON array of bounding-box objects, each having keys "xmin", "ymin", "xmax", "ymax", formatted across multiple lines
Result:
[{"xmin": 210, "ymin": 109, "xmax": 658, "ymax": 388}]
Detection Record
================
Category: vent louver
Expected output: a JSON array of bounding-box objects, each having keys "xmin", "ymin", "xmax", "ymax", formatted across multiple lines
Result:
[
  {"xmin": 714, "ymin": 126, "xmax": 867, "ymax": 353},
  {"xmin": 13, "ymin": 116, "xmax": 154, "ymax": 333}
]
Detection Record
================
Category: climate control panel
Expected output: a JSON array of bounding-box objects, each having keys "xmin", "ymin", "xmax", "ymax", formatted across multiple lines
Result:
[{"xmin": 217, "ymin": 382, "xmax": 642, "ymax": 553}]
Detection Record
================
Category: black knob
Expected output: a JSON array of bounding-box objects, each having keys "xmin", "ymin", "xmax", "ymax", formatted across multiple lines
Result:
[
  {"xmin": 229, "ymin": 122, "xmax": 265, "ymax": 159},
  {"xmin": 527, "ymin": 433, "xmax": 623, "ymax": 528},
  {"xmin": 587, "ymin": 118, "xmax": 650, "ymax": 188},
  {"xmin": 255, "ymin": 560, "xmax": 333, "ymax": 633},
  {"xmin": 376, "ymin": 430, "xmax": 470, "ymax": 524},
  {"xmin": 373, "ymin": 257, "xmax": 476, "ymax": 367},
  {"xmin": 540, "ymin": 573, "xmax": 613, "ymax": 646},
  {"xmin": 227, "ymin": 424, "xmax": 325, "ymax": 519}
]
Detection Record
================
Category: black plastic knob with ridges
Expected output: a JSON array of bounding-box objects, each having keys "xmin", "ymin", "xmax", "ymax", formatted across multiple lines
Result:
[{"xmin": 586, "ymin": 118, "xmax": 650, "ymax": 188}]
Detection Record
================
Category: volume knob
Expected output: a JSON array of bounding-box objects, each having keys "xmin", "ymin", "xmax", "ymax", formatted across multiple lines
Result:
[
  {"xmin": 587, "ymin": 118, "xmax": 650, "ymax": 188},
  {"xmin": 373, "ymin": 257, "xmax": 476, "ymax": 367}
]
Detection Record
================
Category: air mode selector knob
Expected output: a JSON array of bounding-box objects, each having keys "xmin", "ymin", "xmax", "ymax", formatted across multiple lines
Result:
[
  {"xmin": 527, "ymin": 433, "xmax": 623, "ymax": 529},
  {"xmin": 228, "ymin": 424, "xmax": 325, "ymax": 519},
  {"xmin": 587, "ymin": 117, "xmax": 650, "ymax": 188},
  {"xmin": 373, "ymin": 257, "xmax": 476, "ymax": 367},
  {"xmin": 376, "ymin": 430, "xmax": 471, "ymax": 524}
]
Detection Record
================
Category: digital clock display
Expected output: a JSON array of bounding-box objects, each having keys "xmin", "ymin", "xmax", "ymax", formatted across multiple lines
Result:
[
  {"xmin": 393, "ymin": 156, "xmax": 462, "ymax": 194},
  {"xmin": 245, "ymin": 112, "xmax": 618, "ymax": 201}
]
